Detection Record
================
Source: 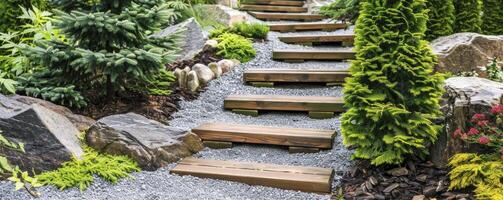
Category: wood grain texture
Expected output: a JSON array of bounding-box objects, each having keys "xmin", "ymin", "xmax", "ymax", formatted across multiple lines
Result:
[
  {"xmin": 224, "ymin": 95, "xmax": 345, "ymax": 112},
  {"xmin": 269, "ymin": 22, "xmax": 347, "ymax": 32},
  {"xmin": 239, "ymin": 4, "xmax": 307, "ymax": 12},
  {"xmin": 192, "ymin": 123, "xmax": 335, "ymax": 148},
  {"xmin": 244, "ymin": 69, "xmax": 350, "ymax": 83},
  {"xmin": 248, "ymin": 12, "xmax": 325, "ymax": 21},
  {"xmin": 272, "ymin": 49, "xmax": 355, "ymax": 61},
  {"xmin": 170, "ymin": 157, "xmax": 334, "ymax": 193},
  {"xmin": 278, "ymin": 34, "xmax": 355, "ymax": 44},
  {"xmin": 245, "ymin": 0, "xmax": 305, "ymax": 6}
]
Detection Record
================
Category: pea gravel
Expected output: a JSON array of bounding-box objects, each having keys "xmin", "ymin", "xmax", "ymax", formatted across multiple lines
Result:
[{"xmin": 0, "ymin": 22, "xmax": 354, "ymax": 200}]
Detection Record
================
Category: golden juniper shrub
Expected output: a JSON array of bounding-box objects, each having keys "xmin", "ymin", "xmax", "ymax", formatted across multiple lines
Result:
[{"xmin": 448, "ymin": 153, "xmax": 503, "ymax": 200}]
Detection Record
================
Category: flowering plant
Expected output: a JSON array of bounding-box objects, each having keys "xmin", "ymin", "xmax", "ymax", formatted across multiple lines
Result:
[{"xmin": 452, "ymin": 104, "xmax": 503, "ymax": 159}]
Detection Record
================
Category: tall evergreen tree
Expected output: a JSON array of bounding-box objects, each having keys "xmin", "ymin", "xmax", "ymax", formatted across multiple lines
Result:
[
  {"xmin": 21, "ymin": 0, "xmax": 181, "ymax": 100},
  {"xmin": 482, "ymin": 0, "xmax": 503, "ymax": 35},
  {"xmin": 454, "ymin": 0, "xmax": 482, "ymax": 33},
  {"xmin": 341, "ymin": 0, "xmax": 444, "ymax": 166},
  {"xmin": 425, "ymin": 0, "xmax": 455, "ymax": 41}
]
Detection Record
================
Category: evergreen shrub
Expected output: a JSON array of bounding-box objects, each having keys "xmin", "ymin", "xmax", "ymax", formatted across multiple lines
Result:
[
  {"xmin": 425, "ymin": 0, "xmax": 455, "ymax": 41},
  {"xmin": 454, "ymin": 0, "xmax": 482, "ymax": 33},
  {"xmin": 482, "ymin": 0, "xmax": 503, "ymax": 35},
  {"xmin": 215, "ymin": 33, "xmax": 256, "ymax": 63}
]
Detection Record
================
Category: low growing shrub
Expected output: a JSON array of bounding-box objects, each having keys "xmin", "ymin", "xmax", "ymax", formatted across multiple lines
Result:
[
  {"xmin": 209, "ymin": 22, "xmax": 269, "ymax": 39},
  {"xmin": 449, "ymin": 104, "xmax": 503, "ymax": 200},
  {"xmin": 215, "ymin": 33, "xmax": 256, "ymax": 63},
  {"xmin": 36, "ymin": 147, "xmax": 140, "ymax": 191}
]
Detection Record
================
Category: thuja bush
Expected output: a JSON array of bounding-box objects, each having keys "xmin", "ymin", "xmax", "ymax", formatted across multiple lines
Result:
[
  {"xmin": 425, "ymin": 0, "xmax": 455, "ymax": 41},
  {"xmin": 449, "ymin": 104, "xmax": 503, "ymax": 200},
  {"xmin": 341, "ymin": 0, "xmax": 444, "ymax": 166},
  {"xmin": 454, "ymin": 0, "xmax": 482, "ymax": 33},
  {"xmin": 0, "ymin": 0, "xmax": 49, "ymax": 32},
  {"xmin": 482, "ymin": 0, "xmax": 503, "ymax": 35},
  {"xmin": 319, "ymin": 0, "xmax": 360, "ymax": 23},
  {"xmin": 21, "ymin": 0, "xmax": 182, "ymax": 100},
  {"xmin": 215, "ymin": 33, "xmax": 256, "ymax": 63}
]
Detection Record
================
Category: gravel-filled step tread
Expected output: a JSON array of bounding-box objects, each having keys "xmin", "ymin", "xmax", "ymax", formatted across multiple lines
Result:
[
  {"xmin": 269, "ymin": 22, "xmax": 347, "ymax": 32},
  {"xmin": 240, "ymin": 4, "xmax": 307, "ymax": 13},
  {"xmin": 170, "ymin": 157, "xmax": 334, "ymax": 193},
  {"xmin": 278, "ymin": 34, "xmax": 355, "ymax": 44},
  {"xmin": 244, "ymin": 0, "xmax": 305, "ymax": 7},
  {"xmin": 224, "ymin": 94, "xmax": 345, "ymax": 113},
  {"xmin": 244, "ymin": 69, "xmax": 349, "ymax": 84},
  {"xmin": 249, "ymin": 11, "xmax": 325, "ymax": 21},
  {"xmin": 192, "ymin": 123, "xmax": 335, "ymax": 149},
  {"xmin": 272, "ymin": 49, "xmax": 355, "ymax": 62}
]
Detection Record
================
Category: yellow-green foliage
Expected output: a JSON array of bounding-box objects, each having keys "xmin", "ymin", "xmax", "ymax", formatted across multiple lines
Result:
[
  {"xmin": 209, "ymin": 22, "xmax": 269, "ymax": 39},
  {"xmin": 448, "ymin": 153, "xmax": 503, "ymax": 200},
  {"xmin": 36, "ymin": 148, "xmax": 140, "ymax": 191},
  {"xmin": 216, "ymin": 33, "xmax": 256, "ymax": 63}
]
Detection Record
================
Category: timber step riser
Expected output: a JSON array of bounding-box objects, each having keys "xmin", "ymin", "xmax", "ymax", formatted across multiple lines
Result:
[
  {"xmin": 273, "ymin": 50, "xmax": 356, "ymax": 62},
  {"xmin": 171, "ymin": 158, "xmax": 334, "ymax": 193},
  {"xmin": 192, "ymin": 123, "xmax": 335, "ymax": 149},
  {"xmin": 240, "ymin": 5, "xmax": 307, "ymax": 13},
  {"xmin": 244, "ymin": 69, "xmax": 350, "ymax": 84},
  {"xmin": 249, "ymin": 12, "xmax": 326, "ymax": 21},
  {"xmin": 269, "ymin": 23, "xmax": 347, "ymax": 32},
  {"xmin": 278, "ymin": 35, "xmax": 355, "ymax": 44},
  {"xmin": 245, "ymin": 0, "xmax": 305, "ymax": 6}
]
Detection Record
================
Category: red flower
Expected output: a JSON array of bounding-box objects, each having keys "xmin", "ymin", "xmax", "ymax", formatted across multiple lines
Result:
[
  {"xmin": 471, "ymin": 114, "xmax": 486, "ymax": 122},
  {"xmin": 477, "ymin": 120, "xmax": 489, "ymax": 127},
  {"xmin": 452, "ymin": 128, "xmax": 464, "ymax": 138},
  {"xmin": 491, "ymin": 104, "xmax": 503, "ymax": 115},
  {"xmin": 467, "ymin": 128, "xmax": 480, "ymax": 135},
  {"xmin": 477, "ymin": 136, "xmax": 491, "ymax": 145}
]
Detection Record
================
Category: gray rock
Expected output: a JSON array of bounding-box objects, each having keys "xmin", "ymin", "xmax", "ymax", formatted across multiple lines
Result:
[
  {"xmin": 430, "ymin": 77, "xmax": 503, "ymax": 167},
  {"xmin": 192, "ymin": 63, "xmax": 215, "ymax": 84},
  {"xmin": 86, "ymin": 113, "xmax": 204, "ymax": 170},
  {"xmin": 0, "ymin": 95, "xmax": 83, "ymax": 173},
  {"xmin": 153, "ymin": 18, "xmax": 206, "ymax": 61},
  {"xmin": 431, "ymin": 33, "xmax": 503, "ymax": 75},
  {"xmin": 387, "ymin": 167, "xmax": 409, "ymax": 177},
  {"xmin": 412, "ymin": 195, "xmax": 426, "ymax": 200},
  {"xmin": 209, "ymin": 62, "xmax": 222, "ymax": 78},
  {"xmin": 423, "ymin": 186, "xmax": 437, "ymax": 197},
  {"xmin": 187, "ymin": 71, "xmax": 200, "ymax": 92},
  {"xmin": 205, "ymin": 39, "xmax": 218, "ymax": 48},
  {"xmin": 218, "ymin": 59, "xmax": 237, "ymax": 74}
]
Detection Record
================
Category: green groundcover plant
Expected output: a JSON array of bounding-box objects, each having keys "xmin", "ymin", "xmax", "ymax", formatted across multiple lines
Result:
[
  {"xmin": 341, "ymin": 0, "xmax": 444, "ymax": 166},
  {"xmin": 215, "ymin": 33, "xmax": 256, "ymax": 63},
  {"xmin": 209, "ymin": 22, "xmax": 269, "ymax": 40},
  {"xmin": 454, "ymin": 0, "xmax": 482, "ymax": 33},
  {"xmin": 425, "ymin": 0, "xmax": 455, "ymax": 41},
  {"xmin": 449, "ymin": 104, "xmax": 503, "ymax": 200},
  {"xmin": 482, "ymin": 0, "xmax": 503, "ymax": 35}
]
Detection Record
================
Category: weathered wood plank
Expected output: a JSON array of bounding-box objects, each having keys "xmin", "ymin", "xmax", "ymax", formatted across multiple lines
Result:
[
  {"xmin": 272, "ymin": 49, "xmax": 355, "ymax": 61},
  {"xmin": 244, "ymin": 69, "xmax": 350, "ymax": 84},
  {"xmin": 240, "ymin": 4, "xmax": 307, "ymax": 13},
  {"xmin": 171, "ymin": 157, "xmax": 334, "ymax": 193},
  {"xmin": 248, "ymin": 12, "xmax": 326, "ymax": 21},
  {"xmin": 278, "ymin": 34, "xmax": 355, "ymax": 44},
  {"xmin": 245, "ymin": 0, "xmax": 304, "ymax": 6},
  {"xmin": 192, "ymin": 123, "xmax": 335, "ymax": 149},
  {"xmin": 224, "ymin": 95, "xmax": 345, "ymax": 113},
  {"xmin": 269, "ymin": 22, "xmax": 347, "ymax": 32}
]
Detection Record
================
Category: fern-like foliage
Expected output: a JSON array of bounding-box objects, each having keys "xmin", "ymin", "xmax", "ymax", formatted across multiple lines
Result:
[
  {"xmin": 448, "ymin": 153, "xmax": 503, "ymax": 200},
  {"xmin": 341, "ymin": 0, "xmax": 444, "ymax": 166},
  {"xmin": 0, "ymin": 0, "xmax": 49, "ymax": 33},
  {"xmin": 482, "ymin": 0, "xmax": 503, "ymax": 35},
  {"xmin": 454, "ymin": 0, "xmax": 482, "ymax": 33},
  {"xmin": 319, "ymin": 0, "xmax": 360, "ymax": 23},
  {"xmin": 36, "ymin": 147, "xmax": 140, "ymax": 191},
  {"xmin": 425, "ymin": 0, "xmax": 455, "ymax": 41},
  {"xmin": 215, "ymin": 33, "xmax": 256, "ymax": 63},
  {"xmin": 209, "ymin": 22, "xmax": 269, "ymax": 40}
]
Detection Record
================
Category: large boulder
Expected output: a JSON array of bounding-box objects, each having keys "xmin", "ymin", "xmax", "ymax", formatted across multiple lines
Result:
[
  {"xmin": 431, "ymin": 33, "xmax": 503, "ymax": 75},
  {"xmin": 195, "ymin": 5, "xmax": 248, "ymax": 26},
  {"xmin": 86, "ymin": 113, "xmax": 204, "ymax": 170},
  {"xmin": 430, "ymin": 77, "xmax": 503, "ymax": 167},
  {"xmin": 153, "ymin": 18, "xmax": 206, "ymax": 61},
  {"xmin": 0, "ymin": 95, "xmax": 83, "ymax": 173}
]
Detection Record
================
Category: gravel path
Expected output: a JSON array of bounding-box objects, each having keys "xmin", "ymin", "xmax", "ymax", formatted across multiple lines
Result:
[{"xmin": 0, "ymin": 16, "xmax": 353, "ymax": 200}]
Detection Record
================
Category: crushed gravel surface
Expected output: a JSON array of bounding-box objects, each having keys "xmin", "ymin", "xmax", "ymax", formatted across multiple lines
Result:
[{"xmin": 0, "ymin": 18, "xmax": 353, "ymax": 200}]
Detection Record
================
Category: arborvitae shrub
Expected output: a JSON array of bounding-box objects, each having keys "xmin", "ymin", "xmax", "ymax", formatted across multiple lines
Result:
[
  {"xmin": 0, "ymin": 0, "xmax": 48, "ymax": 32},
  {"xmin": 425, "ymin": 0, "xmax": 455, "ymax": 41},
  {"xmin": 454, "ymin": 0, "xmax": 482, "ymax": 33},
  {"xmin": 341, "ymin": 0, "xmax": 444, "ymax": 166},
  {"xmin": 482, "ymin": 0, "xmax": 503, "ymax": 35}
]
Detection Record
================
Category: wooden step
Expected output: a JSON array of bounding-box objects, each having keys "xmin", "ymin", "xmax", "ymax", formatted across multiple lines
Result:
[
  {"xmin": 249, "ymin": 12, "xmax": 326, "ymax": 21},
  {"xmin": 224, "ymin": 95, "xmax": 344, "ymax": 118},
  {"xmin": 192, "ymin": 123, "xmax": 335, "ymax": 149},
  {"xmin": 269, "ymin": 22, "xmax": 347, "ymax": 32},
  {"xmin": 240, "ymin": 4, "xmax": 307, "ymax": 13},
  {"xmin": 272, "ymin": 49, "xmax": 355, "ymax": 62},
  {"xmin": 171, "ymin": 157, "xmax": 334, "ymax": 193},
  {"xmin": 278, "ymin": 34, "xmax": 355, "ymax": 45},
  {"xmin": 244, "ymin": 69, "xmax": 350, "ymax": 85},
  {"xmin": 245, "ymin": 0, "xmax": 304, "ymax": 6}
]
